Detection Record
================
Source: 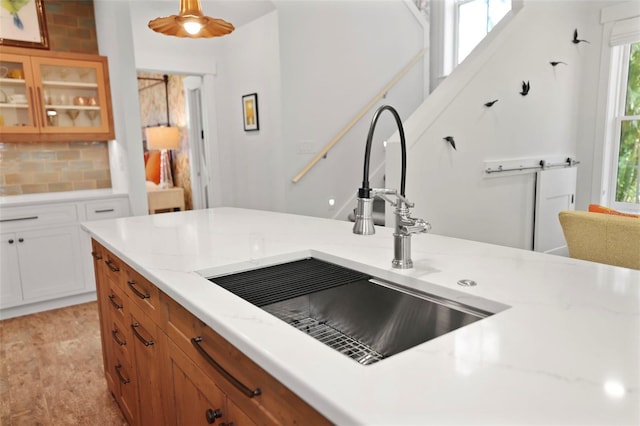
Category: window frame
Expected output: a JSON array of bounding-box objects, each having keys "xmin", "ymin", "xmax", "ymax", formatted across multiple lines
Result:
[{"xmin": 606, "ymin": 42, "xmax": 640, "ymax": 213}]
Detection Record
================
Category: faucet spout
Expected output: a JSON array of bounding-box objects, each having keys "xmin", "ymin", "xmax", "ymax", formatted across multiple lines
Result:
[{"xmin": 353, "ymin": 105, "xmax": 431, "ymax": 269}]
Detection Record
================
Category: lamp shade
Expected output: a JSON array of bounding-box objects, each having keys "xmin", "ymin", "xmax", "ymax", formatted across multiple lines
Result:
[
  {"xmin": 148, "ymin": 0, "xmax": 234, "ymax": 38},
  {"xmin": 146, "ymin": 126, "xmax": 180, "ymax": 150}
]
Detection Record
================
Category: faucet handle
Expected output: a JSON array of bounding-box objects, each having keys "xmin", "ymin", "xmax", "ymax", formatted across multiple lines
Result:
[{"xmin": 400, "ymin": 218, "xmax": 431, "ymax": 235}]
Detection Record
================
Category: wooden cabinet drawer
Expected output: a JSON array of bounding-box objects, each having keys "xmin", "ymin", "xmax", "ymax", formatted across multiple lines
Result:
[
  {"xmin": 125, "ymin": 267, "xmax": 161, "ymax": 324},
  {"xmin": 102, "ymin": 249, "xmax": 125, "ymax": 289},
  {"xmin": 129, "ymin": 302, "xmax": 165, "ymax": 426},
  {"xmin": 109, "ymin": 310, "xmax": 132, "ymax": 365},
  {"xmin": 162, "ymin": 292, "xmax": 329, "ymax": 425},
  {"xmin": 111, "ymin": 352, "xmax": 139, "ymax": 425},
  {"xmin": 104, "ymin": 279, "xmax": 127, "ymax": 325}
]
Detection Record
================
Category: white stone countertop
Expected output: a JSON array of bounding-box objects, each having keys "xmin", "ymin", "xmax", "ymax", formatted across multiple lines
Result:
[
  {"xmin": 0, "ymin": 189, "xmax": 129, "ymax": 208},
  {"xmin": 81, "ymin": 207, "xmax": 639, "ymax": 425}
]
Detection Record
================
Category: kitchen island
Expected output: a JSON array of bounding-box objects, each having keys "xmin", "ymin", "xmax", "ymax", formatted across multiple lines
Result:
[{"xmin": 82, "ymin": 207, "xmax": 639, "ymax": 425}]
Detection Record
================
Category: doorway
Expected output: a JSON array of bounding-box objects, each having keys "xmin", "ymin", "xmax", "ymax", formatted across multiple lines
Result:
[{"xmin": 137, "ymin": 71, "xmax": 211, "ymax": 211}]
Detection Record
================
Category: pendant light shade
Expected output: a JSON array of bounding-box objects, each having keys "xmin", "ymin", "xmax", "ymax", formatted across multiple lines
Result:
[{"xmin": 148, "ymin": 0, "xmax": 234, "ymax": 38}]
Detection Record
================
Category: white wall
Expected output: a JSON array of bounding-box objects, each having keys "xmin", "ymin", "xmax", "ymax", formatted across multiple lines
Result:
[
  {"xmin": 95, "ymin": 0, "xmax": 426, "ymax": 219},
  {"xmin": 214, "ymin": 11, "xmax": 285, "ymax": 211},
  {"xmin": 387, "ymin": 0, "xmax": 610, "ymax": 249},
  {"xmin": 277, "ymin": 0, "xmax": 427, "ymax": 219}
]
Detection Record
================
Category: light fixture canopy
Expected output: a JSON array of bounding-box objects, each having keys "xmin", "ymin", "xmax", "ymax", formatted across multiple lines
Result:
[{"xmin": 148, "ymin": 0, "xmax": 234, "ymax": 38}]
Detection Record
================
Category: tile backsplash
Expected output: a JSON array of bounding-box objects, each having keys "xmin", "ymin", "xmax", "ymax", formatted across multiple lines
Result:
[{"xmin": 0, "ymin": 141, "xmax": 111, "ymax": 196}]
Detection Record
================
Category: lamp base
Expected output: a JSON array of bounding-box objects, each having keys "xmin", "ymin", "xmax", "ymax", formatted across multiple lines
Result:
[{"xmin": 158, "ymin": 149, "xmax": 174, "ymax": 189}]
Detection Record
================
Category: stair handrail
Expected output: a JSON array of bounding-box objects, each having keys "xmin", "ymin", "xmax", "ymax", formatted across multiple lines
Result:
[{"xmin": 291, "ymin": 48, "xmax": 428, "ymax": 184}]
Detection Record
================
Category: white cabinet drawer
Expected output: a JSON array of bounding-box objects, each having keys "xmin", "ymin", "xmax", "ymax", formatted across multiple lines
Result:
[
  {"xmin": 0, "ymin": 204, "xmax": 78, "ymax": 231},
  {"xmin": 85, "ymin": 198, "xmax": 130, "ymax": 221}
]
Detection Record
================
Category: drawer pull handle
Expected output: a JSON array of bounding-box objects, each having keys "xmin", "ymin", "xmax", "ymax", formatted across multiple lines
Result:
[
  {"xmin": 94, "ymin": 209, "xmax": 115, "ymax": 214},
  {"xmin": 105, "ymin": 259, "xmax": 120, "ymax": 272},
  {"xmin": 191, "ymin": 337, "xmax": 261, "ymax": 398},
  {"xmin": 111, "ymin": 328, "xmax": 126, "ymax": 346},
  {"xmin": 131, "ymin": 323, "xmax": 155, "ymax": 346},
  {"xmin": 127, "ymin": 281, "xmax": 150, "ymax": 299},
  {"xmin": 114, "ymin": 364, "xmax": 130, "ymax": 385},
  {"xmin": 205, "ymin": 408, "xmax": 222, "ymax": 424},
  {"xmin": 108, "ymin": 294, "xmax": 123, "ymax": 310},
  {"xmin": 91, "ymin": 251, "xmax": 103, "ymax": 260},
  {"xmin": 0, "ymin": 216, "xmax": 38, "ymax": 223}
]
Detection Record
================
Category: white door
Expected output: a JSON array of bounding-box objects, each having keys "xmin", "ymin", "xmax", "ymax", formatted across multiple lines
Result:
[
  {"xmin": 0, "ymin": 232, "xmax": 23, "ymax": 308},
  {"xmin": 534, "ymin": 167, "xmax": 577, "ymax": 254},
  {"xmin": 184, "ymin": 76, "xmax": 209, "ymax": 209}
]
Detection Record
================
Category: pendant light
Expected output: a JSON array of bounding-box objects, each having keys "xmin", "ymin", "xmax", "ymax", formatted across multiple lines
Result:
[{"xmin": 148, "ymin": 0, "xmax": 234, "ymax": 38}]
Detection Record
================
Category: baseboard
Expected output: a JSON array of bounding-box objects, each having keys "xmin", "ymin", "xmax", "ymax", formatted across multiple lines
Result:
[{"xmin": 0, "ymin": 291, "xmax": 97, "ymax": 320}]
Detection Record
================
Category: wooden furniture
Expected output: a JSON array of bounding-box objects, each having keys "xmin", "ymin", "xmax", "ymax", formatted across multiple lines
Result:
[
  {"xmin": 91, "ymin": 241, "xmax": 330, "ymax": 426},
  {"xmin": 0, "ymin": 46, "xmax": 114, "ymax": 142},
  {"xmin": 0, "ymin": 196, "xmax": 130, "ymax": 319},
  {"xmin": 559, "ymin": 210, "xmax": 640, "ymax": 270},
  {"xmin": 147, "ymin": 187, "xmax": 185, "ymax": 214}
]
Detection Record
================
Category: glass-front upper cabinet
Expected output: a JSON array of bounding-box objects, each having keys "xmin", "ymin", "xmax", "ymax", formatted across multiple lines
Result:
[{"xmin": 0, "ymin": 47, "xmax": 114, "ymax": 142}]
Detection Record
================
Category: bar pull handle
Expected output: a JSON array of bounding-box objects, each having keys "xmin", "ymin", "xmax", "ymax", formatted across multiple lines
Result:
[
  {"xmin": 127, "ymin": 281, "xmax": 150, "ymax": 299},
  {"xmin": 91, "ymin": 251, "xmax": 103, "ymax": 260},
  {"xmin": 191, "ymin": 336, "xmax": 261, "ymax": 398},
  {"xmin": 114, "ymin": 364, "xmax": 130, "ymax": 385},
  {"xmin": 94, "ymin": 209, "xmax": 115, "ymax": 214},
  {"xmin": 108, "ymin": 294, "xmax": 123, "ymax": 310},
  {"xmin": 131, "ymin": 323, "xmax": 154, "ymax": 347},
  {"xmin": 0, "ymin": 216, "xmax": 38, "ymax": 223},
  {"xmin": 111, "ymin": 328, "xmax": 126, "ymax": 346},
  {"xmin": 105, "ymin": 259, "xmax": 119, "ymax": 272},
  {"xmin": 36, "ymin": 87, "xmax": 46, "ymax": 126}
]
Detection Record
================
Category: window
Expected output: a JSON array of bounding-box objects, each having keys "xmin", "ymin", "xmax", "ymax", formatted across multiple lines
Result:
[
  {"xmin": 456, "ymin": 0, "xmax": 511, "ymax": 64},
  {"xmin": 609, "ymin": 42, "xmax": 640, "ymax": 211}
]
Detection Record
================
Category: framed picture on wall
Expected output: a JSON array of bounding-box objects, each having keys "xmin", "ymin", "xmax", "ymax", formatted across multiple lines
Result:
[
  {"xmin": 242, "ymin": 93, "xmax": 259, "ymax": 131},
  {"xmin": 0, "ymin": 0, "xmax": 49, "ymax": 49}
]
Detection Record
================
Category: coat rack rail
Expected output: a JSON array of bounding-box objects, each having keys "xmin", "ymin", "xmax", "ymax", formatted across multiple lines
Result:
[{"xmin": 485, "ymin": 158, "xmax": 580, "ymax": 175}]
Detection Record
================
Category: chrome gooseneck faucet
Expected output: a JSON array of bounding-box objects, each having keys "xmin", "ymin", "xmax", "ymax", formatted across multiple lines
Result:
[{"xmin": 353, "ymin": 105, "xmax": 431, "ymax": 269}]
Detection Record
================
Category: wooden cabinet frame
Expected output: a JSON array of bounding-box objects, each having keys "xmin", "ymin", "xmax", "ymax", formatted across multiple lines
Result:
[
  {"xmin": 0, "ymin": 46, "xmax": 114, "ymax": 142},
  {"xmin": 92, "ymin": 240, "xmax": 330, "ymax": 426}
]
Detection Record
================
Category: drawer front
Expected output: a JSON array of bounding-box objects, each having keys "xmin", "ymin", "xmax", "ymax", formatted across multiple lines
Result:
[
  {"xmin": 105, "ymin": 279, "xmax": 127, "ymax": 325},
  {"xmin": 110, "ymin": 311, "xmax": 133, "ymax": 365},
  {"xmin": 125, "ymin": 267, "xmax": 161, "ymax": 324},
  {"xmin": 162, "ymin": 293, "xmax": 329, "ymax": 425},
  {"xmin": 85, "ymin": 198, "xmax": 130, "ymax": 221},
  {"xmin": 0, "ymin": 203, "xmax": 77, "ymax": 231},
  {"xmin": 111, "ymin": 353, "xmax": 139, "ymax": 426},
  {"xmin": 129, "ymin": 303, "xmax": 165, "ymax": 426},
  {"xmin": 102, "ymin": 249, "xmax": 125, "ymax": 289}
]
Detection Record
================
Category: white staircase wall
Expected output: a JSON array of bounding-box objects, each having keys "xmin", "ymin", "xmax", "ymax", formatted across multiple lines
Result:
[{"xmin": 386, "ymin": 0, "xmax": 608, "ymax": 249}]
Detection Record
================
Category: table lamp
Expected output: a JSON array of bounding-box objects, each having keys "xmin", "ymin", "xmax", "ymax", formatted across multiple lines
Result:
[{"xmin": 146, "ymin": 126, "xmax": 180, "ymax": 188}]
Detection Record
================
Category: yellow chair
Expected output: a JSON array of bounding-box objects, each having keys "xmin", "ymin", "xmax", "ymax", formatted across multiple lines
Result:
[{"xmin": 558, "ymin": 211, "xmax": 640, "ymax": 270}]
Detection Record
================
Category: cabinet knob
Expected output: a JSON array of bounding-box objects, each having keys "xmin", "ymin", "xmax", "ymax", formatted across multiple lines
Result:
[
  {"xmin": 205, "ymin": 408, "xmax": 222, "ymax": 424},
  {"xmin": 8, "ymin": 239, "xmax": 14, "ymax": 244},
  {"xmin": 18, "ymin": 238, "xmax": 24, "ymax": 243}
]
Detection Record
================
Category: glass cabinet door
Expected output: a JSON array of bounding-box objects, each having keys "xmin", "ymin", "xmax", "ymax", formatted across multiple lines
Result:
[
  {"xmin": 31, "ymin": 57, "xmax": 111, "ymax": 135},
  {"xmin": 0, "ymin": 54, "xmax": 39, "ymax": 132}
]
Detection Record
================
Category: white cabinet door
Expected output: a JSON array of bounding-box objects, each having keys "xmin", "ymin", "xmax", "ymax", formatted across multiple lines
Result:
[
  {"xmin": 0, "ymin": 232, "xmax": 23, "ymax": 308},
  {"xmin": 18, "ymin": 226, "xmax": 85, "ymax": 302}
]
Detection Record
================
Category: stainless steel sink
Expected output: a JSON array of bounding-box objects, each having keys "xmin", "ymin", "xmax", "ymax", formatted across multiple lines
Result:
[{"xmin": 207, "ymin": 257, "xmax": 499, "ymax": 366}]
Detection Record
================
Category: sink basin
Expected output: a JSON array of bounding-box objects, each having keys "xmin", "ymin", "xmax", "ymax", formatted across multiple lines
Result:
[{"xmin": 206, "ymin": 257, "xmax": 502, "ymax": 366}]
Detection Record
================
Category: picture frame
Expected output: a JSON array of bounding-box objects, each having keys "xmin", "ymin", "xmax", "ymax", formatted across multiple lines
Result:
[
  {"xmin": 0, "ymin": 0, "xmax": 49, "ymax": 49},
  {"xmin": 242, "ymin": 93, "xmax": 259, "ymax": 131}
]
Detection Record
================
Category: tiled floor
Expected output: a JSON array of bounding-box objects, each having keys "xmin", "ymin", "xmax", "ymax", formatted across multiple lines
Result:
[{"xmin": 0, "ymin": 302, "xmax": 127, "ymax": 425}]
